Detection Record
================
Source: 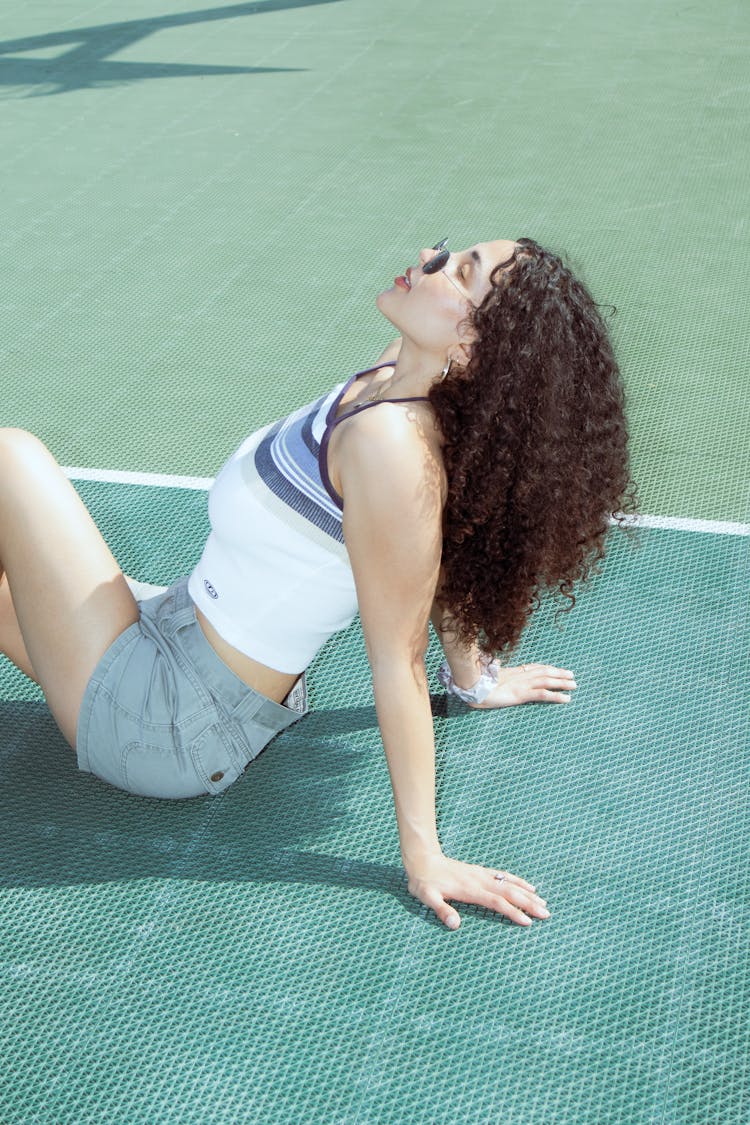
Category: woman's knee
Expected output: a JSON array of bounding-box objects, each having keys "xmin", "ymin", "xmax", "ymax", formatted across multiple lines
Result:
[
  {"xmin": 0, "ymin": 430, "xmax": 76, "ymax": 575},
  {"xmin": 0, "ymin": 429, "xmax": 58, "ymax": 501},
  {"xmin": 0, "ymin": 428, "xmax": 52, "ymax": 471}
]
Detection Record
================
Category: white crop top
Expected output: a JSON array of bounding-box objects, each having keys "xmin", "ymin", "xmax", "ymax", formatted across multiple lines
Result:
[{"xmin": 188, "ymin": 364, "xmax": 429, "ymax": 674}]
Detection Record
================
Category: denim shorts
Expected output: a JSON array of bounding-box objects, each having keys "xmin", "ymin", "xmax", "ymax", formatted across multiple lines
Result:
[{"xmin": 75, "ymin": 577, "xmax": 307, "ymax": 799}]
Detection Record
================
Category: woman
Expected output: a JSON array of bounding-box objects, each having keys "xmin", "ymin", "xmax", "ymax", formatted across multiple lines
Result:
[{"xmin": 0, "ymin": 237, "xmax": 635, "ymax": 932}]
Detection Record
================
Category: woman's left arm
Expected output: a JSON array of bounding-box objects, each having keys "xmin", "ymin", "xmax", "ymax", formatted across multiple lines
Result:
[
  {"xmin": 338, "ymin": 406, "xmax": 445, "ymax": 865},
  {"xmin": 429, "ymin": 600, "xmax": 577, "ymax": 709},
  {"xmin": 337, "ymin": 406, "xmax": 551, "ymax": 929}
]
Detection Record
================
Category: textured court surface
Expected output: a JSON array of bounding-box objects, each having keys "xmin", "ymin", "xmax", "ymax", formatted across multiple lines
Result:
[{"xmin": 2, "ymin": 1, "xmax": 749, "ymax": 1123}]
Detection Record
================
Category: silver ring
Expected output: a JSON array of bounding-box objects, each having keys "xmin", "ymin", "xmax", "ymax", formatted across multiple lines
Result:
[{"xmin": 493, "ymin": 872, "xmax": 506, "ymax": 885}]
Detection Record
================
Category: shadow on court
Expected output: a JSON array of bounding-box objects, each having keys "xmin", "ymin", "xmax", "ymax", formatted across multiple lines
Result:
[
  {"xmin": 0, "ymin": 0, "xmax": 345, "ymax": 97},
  {"xmin": 0, "ymin": 695, "xmax": 454, "ymax": 924}
]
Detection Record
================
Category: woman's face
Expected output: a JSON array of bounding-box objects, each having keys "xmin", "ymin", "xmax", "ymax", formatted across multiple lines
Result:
[{"xmin": 376, "ymin": 239, "xmax": 518, "ymax": 355}]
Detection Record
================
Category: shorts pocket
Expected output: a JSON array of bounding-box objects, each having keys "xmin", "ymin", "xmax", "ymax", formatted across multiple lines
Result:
[
  {"xmin": 120, "ymin": 739, "xmax": 214, "ymax": 800},
  {"xmin": 188, "ymin": 722, "xmax": 245, "ymax": 796}
]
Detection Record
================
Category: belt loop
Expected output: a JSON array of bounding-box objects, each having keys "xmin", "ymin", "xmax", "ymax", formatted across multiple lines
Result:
[
  {"xmin": 231, "ymin": 689, "xmax": 302, "ymax": 733},
  {"xmin": 168, "ymin": 575, "xmax": 197, "ymax": 633},
  {"xmin": 161, "ymin": 604, "xmax": 198, "ymax": 637}
]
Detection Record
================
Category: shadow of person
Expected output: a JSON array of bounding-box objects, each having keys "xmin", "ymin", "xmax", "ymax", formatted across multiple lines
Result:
[
  {"xmin": 0, "ymin": 696, "xmax": 443, "ymax": 924},
  {"xmin": 0, "ymin": 0, "xmax": 345, "ymax": 97}
]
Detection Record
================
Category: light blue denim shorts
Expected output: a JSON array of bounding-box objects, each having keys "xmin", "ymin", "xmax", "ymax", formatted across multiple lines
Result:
[{"xmin": 75, "ymin": 577, "xmax": 307, "ymax": 799}]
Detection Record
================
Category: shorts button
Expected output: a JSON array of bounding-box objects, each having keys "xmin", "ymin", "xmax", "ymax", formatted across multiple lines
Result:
[{"xmin": 210, "ymin": 771, "xmax": 225, "ymax": 783}]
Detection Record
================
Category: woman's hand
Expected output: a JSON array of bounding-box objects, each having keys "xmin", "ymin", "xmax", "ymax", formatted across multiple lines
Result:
[
  {"xmin": 405, "ymin": 852, "xmax": 551, "ymax": 931},
  {"xmin": 470, "ymin": 663, "xmax": 577, "ymax": 709}
]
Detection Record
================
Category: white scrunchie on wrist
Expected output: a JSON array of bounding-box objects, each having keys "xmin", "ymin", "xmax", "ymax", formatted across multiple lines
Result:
[{"xmin": 437, "ymin": 655, "xmax": 501, "ymax": 706}]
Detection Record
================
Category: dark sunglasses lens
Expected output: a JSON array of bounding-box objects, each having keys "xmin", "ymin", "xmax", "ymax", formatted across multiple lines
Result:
[{"xmin": 423, "ymin": 247, "xmax": 450, "ymax": 274}]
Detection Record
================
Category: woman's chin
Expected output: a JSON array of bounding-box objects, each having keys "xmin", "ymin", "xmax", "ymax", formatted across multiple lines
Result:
[{"xmin": 375, "ymin": 286, "xmax": 401, "ymax": 326}]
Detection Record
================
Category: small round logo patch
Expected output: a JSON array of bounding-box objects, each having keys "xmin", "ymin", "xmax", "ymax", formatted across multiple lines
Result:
[{"xmin": 203, "ymin": 579, "xmax": 219, "ymax": 600}]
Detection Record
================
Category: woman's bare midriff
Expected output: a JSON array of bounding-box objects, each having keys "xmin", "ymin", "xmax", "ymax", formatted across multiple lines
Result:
[{"xmin": 194, "ymin": 605, "xmax": 301, "ymax": 705}]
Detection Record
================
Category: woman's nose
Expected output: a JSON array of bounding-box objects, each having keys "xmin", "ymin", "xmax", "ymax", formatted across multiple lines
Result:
[{"xmin": 420, "ymin": 240, "xmax": 451, "ymax": 274}]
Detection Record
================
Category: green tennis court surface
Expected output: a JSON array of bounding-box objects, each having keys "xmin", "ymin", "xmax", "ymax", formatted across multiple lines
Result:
[{"xmin": 2, "ymin": 1, "xmax": 748, "ymax": 1122}]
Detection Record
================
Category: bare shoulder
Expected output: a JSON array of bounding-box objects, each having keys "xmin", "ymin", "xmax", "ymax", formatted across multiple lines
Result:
[{"xmin": 335, "ymin": 400, "xmax": 446, "ymax": 512}]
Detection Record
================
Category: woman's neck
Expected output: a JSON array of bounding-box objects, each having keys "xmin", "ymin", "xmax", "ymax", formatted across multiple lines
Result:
[{"xmin": 388, "ymin": 337, "xmax": 446, "ymax": 399}]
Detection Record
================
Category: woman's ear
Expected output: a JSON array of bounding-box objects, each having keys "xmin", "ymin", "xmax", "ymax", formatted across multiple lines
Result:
[
  {"xmin": 451, "ymin": 338, "xmax": 474, "ymax": 368},
  {"xmin": 454, "ymin": 315, "xmax": 476, "ymax": 367}
]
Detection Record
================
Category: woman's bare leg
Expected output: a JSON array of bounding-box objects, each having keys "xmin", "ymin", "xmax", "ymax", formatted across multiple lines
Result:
[
  {"xmin": 0, "ymin": 573, "xmax": 161, "ymax": 686},
  {"xmin": 0, "ymin": 572, "xmax": 37, "ymax": 682},
  {"xmin": 0, "ymin": 428, "xmax": 140, "ymax": 749}
]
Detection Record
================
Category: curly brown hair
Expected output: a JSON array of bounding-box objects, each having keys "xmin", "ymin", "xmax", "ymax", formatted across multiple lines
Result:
[{"xmin": 428, "ymin": 237, "xmax": 638, "ymax": 657}]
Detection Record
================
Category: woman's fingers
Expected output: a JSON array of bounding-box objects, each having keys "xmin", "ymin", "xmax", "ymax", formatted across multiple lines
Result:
[
  {"xmin": 465, "ymin": 883, "xmax": 550, "ymax": 928},
  {"xmin": 522, "ymin": 666, "xmax": 576, "ymax": 686},
  {"xmin": 420, "ymin": 887, "xmax": 463, "ymax": 930},
  {"xmin": 407, "ymin": 854, "xmax": 551, "ymax": 931},
  {"xmin": 525, "ymin": 663, "xmax": 575, "ymax": 704},
  {"xmin": 475, "ymin": 663, "xmax": 578, "ymax": 709},
  {"xmin": 527, "ymin": 669, "xmax": 576, "ymax": 688},
  {"xmin": 413, "ymin": 868, "xmax": 548, "ymax": 931},
  {"xmin": 427, "ymin": 886, "xmax": 539, "ymax": 931},
  {"xmin": 498, "ymin": 870, "xmax": 537, "ymax": 893},
  {"xmin": 535, "ymin": 689, "xmax": 572, "ymax": 703},
  {"xmin": 491, "ymin": 881, "xmax": 550, "ymax": 920},
  {"xmin": 527, "ymin": 664, "xmax": 574, "ymax": 677},
  {"xmin": 516, "ymin": 666, "xmax": 576, "ymax": 705},
  {"xmin": 480, "ymin": 869, "xmax": 550, "ymax": 922},
  {"xmin": 480, "ymin": 892, "xmax": 534, "ymax": 927}
]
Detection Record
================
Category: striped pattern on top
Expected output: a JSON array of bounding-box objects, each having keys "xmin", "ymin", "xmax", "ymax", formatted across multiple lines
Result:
[{"xmin": 253, "ymin": 388, "xmax": 347, "ymax": 544}]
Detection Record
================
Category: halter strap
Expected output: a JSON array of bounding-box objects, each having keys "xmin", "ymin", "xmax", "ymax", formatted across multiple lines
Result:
[
  {"xmin": 328, "ymin": 393, "xmax": 430, "ymax": 431},
  {"xmin": 318, "ymin": 364, "xmax": 431, "ymax": 512}
]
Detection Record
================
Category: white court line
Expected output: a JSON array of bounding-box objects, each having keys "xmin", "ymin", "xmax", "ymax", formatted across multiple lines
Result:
[
  {"xmin": 63, "ymin": 465, "xmax": 213, "ymax": 491},
  {"xmin": 614, "ymin": 513, "xmax": 749, "ymax": 537},
  {"xmin": 62, "ymin": 466, "xmax": 750, "ymax": 537}
]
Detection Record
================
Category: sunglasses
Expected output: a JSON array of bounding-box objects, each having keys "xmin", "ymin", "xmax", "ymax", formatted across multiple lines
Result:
[
  {"xmin": 423, "ymin": 238, "xmax": 451, "ymax": 275},
  {"xmin": 420, "ymin": 238, "xmax": 475, "ymax": 306},
  {"xmin": 422, "ymin": 238, "xmax": 518, "ymax": 304}
]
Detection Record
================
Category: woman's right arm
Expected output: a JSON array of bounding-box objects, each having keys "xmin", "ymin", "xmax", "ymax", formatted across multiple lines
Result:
[
  {"xmin": 338, "ymin": 406, "xmax": 551, "ymax": 931},
  {"xmin": 430, "ymin": 600, "xmax": 576, "ymax": 708}
]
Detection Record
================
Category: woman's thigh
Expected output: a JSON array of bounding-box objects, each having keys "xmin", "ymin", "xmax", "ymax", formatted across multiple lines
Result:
[{"xmin": 0, "ymin": 428, "xmax": 139, "ymax": 749}]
